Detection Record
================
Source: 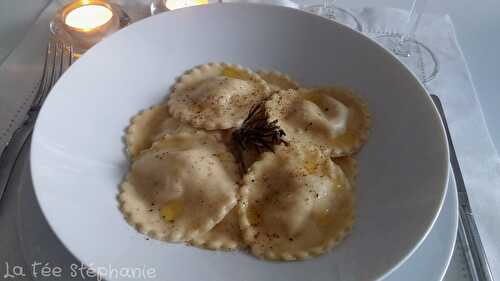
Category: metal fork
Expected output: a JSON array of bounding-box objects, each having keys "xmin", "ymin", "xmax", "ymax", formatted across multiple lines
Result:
[{"xmin": 0, "ymin": 39, "xmax": 73, "ymax": 203}]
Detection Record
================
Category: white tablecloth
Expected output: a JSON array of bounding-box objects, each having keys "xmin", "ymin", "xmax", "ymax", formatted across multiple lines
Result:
[{"xmin": 351, "ymin": 6, "xmax": 500, "ymax": 280}]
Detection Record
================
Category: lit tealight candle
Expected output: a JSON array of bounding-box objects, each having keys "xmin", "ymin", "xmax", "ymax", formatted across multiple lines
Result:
[
  {"xmin": 53, "ymin": 0, "xmax": 124, "ymax": 51},
  {"xmin": 165, "ymin": 0, "xmax": 208, "ymax": 10},
  {"xmin": 64, "ymin": 4, "xmax": 113, "ymax": 31}
]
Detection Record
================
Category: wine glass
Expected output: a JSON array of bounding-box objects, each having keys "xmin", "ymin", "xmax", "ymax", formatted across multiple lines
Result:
[
  {"xmin": 303, "ymin": 0, "xmax": 362, "ymax": 32},
  {"xmin": 375, "ymin": 0, "xmax": 438, "ymax": 82},
  {"xmin": 151, "ymin": 0, "xmax": 218, "ymax": 15},
  {"xmin": 150, "ymin": 0, "xmax": 168, "ymax": 14}
]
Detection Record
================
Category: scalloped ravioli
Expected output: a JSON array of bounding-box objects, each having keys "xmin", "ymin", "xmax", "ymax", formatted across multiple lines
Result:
[
  {"xmin": 188, "ymin": 207, "xmax": 244, "ymax": 250},
  {"xmin": 119, "ymin": 133, "xmax": 239, "ymax": 242},
  {"xmin": 126, "ymin": 103, "xmax": 226, "ymax": 159},
  {"xmin": 256, "ymin": 70, "xmax": 299, "ymax": 91},
  {"xmin": 168, "ymin": 63, "xmax": 270, "ymax": 130},
  {"xmin": 266, "ymin": 88, "xmax": 371, "ymax": 157},
  {"xmin": 239, "ymin": 144, "xmax": 354, "ymax": 260},
  {"xmin": 333, "ymin": 156, "xmax": 357, "ymax": 186}
]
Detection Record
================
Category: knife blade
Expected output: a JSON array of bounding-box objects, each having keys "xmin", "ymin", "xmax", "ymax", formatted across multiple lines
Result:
[{"xmin": 431, "ymin": 94, "xmax": 494, "ymax": 281}]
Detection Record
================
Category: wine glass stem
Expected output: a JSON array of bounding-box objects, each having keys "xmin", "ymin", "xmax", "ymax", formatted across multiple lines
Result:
[
  {"xmin": 394, "ymin": 0, "xmax": 429, "ymax": 57},
  {"xmin": 323, "ymin": 0, "xmax": 335, "ymax": 18}
]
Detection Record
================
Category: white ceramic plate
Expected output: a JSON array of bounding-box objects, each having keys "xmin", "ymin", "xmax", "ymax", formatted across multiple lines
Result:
[
  {"xmin": 31, "ymin": 4, "xmax": 449, "ymax": 281},
  {"xmin": 15, "ymin": 167, "xmax": 458, "ymax": 281},
  {"xmin": 384, "ymin": 176, "xmax": 458, "ymax": 281}
]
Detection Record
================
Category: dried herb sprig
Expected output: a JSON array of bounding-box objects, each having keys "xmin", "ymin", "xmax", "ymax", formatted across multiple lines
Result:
[{"xmin": 231, "ymin": 102, "xmax": 288, "ymax": 173}]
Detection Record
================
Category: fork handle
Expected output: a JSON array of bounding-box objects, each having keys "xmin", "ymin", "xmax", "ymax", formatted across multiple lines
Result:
[{"xmin": 0, "ymin": 119, "xmax": 35, "ymax": 203}]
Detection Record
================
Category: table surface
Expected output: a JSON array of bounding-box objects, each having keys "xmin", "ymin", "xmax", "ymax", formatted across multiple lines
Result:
[{"xmin": 1, "ymin": 0, "xmax": 499, "ymax": 150}]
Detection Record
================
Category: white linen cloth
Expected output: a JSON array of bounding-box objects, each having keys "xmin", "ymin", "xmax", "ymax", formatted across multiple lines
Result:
[
  {"xmin": 350, "ymin": 7, "xmax": 500, "ymax": 280},
  {"xmin": 0, "ymin": 1, "xmax": 498, "ymax": 280}
]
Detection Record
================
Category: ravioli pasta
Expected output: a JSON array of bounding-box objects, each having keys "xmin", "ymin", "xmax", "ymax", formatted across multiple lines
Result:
[
  {"xmin": 189, "ymin": 207, "xmax": 244, "ymax": 250},
  {"xmin": 119, "ymin": 133, "xmax": 239, "ymax": 242},
  {"xmin": 256, "ymin": 70, "xmax": 299, "ymax": 92},
  {"xmin": 119, "ymin": 63, "xmax": 371, "ymax": 260},
  {"xmin": 240, "ymin": 144, "xmax": 354, "ymax": 260},
  {"xmin": 333, "ymin": 156, "xmax": 357, "ymax": 186},
  {"xmin": 126, "ymin": 103, "xmax": 171, "ymax": 158},
  {"xmin": 168, "ymin": 63, "xmax": 270, "ymax": 130},
  {"xmin": 126, "ymin": 103, "xmax": 221, "ymax": 159},
  {"xmin": 266, "ymin": 87, "xmax": 371, "ymax": 157}
]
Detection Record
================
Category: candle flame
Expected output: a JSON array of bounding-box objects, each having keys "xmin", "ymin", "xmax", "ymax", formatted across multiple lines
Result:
[{"xmin": 65, "ymin": 4, "xmax": 113, "ymax": 31}]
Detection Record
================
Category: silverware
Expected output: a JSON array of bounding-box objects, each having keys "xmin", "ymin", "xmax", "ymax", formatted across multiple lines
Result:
[
  {"xmin": 0, "ymin": 39, "xmax": 73, "ymax": 203},
  {"xmin": 431, "ymin": 95, "xmax": 494, "ymax": 281}
]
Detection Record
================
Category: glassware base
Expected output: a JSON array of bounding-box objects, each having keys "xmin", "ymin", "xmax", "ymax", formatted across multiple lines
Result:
[
  {"xmin": 376, "ymin": 34, "xmax": 439, "ymax": 83},
  {"xmin": 150, "ymin": 0, "xmax": 167, "ymax": 15},
  {"xmin": 303, "ymin": 4, "xmax": 362, "ymax": 32}
]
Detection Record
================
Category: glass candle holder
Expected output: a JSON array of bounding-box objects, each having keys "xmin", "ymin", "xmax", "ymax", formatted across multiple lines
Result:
[{"xmin": 50, "ymin": 0, "xmax": 130, "ymax": 54}]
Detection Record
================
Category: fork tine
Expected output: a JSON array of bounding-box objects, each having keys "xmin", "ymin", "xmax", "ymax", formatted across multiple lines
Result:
[
  {"xmin": 31, "ymin": 41, "xmax": 53, "ymax": 108},
  {"xmin": 34, "ymin": 43, "xmax": 50, "ymax": 99},
  {"xmin": 50, "ymin": 41, "xmax": 61, "ymax": 90},
  {"xmin": 68, "ymin": 44, "xmax": 74, "ymax": 66},
  {"xmin": 46, "ymin": 41, "xmax": 59, "ymax": 93},
  {"xmin": 32, "ymin": 40, "xmax": 73, "ymax": 110},
  {"xmin": 55, "ymin": 41, "xmax": 64, "ymax": 89},
  {"xmin": 52, "ymin": 41, "xmax": 72, "ymax": 89},
  {"xmin": 40, "ymin": 40, "xmax": 56, "ymax": 104},
  {"xmin": 35, "ymin": 41, "xmax": 56, "ymax": 109}
]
